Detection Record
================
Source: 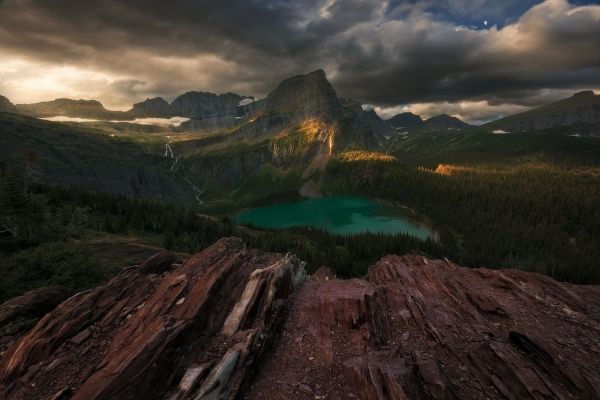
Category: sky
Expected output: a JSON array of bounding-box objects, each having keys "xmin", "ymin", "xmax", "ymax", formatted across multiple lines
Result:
[{"xmin": 1, "ymin": 0, "xmax": 599, "ymax": 123}]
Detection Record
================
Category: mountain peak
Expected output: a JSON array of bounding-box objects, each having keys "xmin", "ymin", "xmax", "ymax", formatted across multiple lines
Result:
[
  {"xmin": 275, "ymin": 69, "xmax": 330, "ymax": 89},
  {"xmin": 386, "ymin": 112, "xmax": 424, "ymax": 130},
  {"xmin": 131, "ymin": 97, "xmax": 171, "ymax": 118},
  {"xmin": 428, "ymin": 113, "xmax": 457, "ymax": 120},
  {"xmin": 308, "ymin": 68, "xmax": 326, "ymax": 78},
  {"xmin": 263, "ymin": 69, "xmax": 340, "ymax": 121},
  {"xmin": 572, "ymin": 90, "xmax": 596, "ymax": 98},
  {"xmin": 422, "ymin": 114, "xmax": 471, "ymax": 132}
]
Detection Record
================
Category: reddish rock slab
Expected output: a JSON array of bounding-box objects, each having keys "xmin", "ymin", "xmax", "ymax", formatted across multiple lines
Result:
[
  {"xmin": 0, "ymin": 286, "xmax": 68, "ymax": 355},
  {"xmin": 246, "ymin": 254, "xmax": 600, "ymax": 399},
  {"xmin": 3, "ymin": 246, "xmax": 600, "ymax": 400},
  {"xmin": 0, "ymin": 237, "xmax": 306, "ymax": 400}
]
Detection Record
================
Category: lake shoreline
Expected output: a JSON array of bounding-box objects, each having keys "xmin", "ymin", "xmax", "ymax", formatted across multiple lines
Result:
[{"xmin": 232, "ymin": 195, "xmax": 435, "ymax": 240}]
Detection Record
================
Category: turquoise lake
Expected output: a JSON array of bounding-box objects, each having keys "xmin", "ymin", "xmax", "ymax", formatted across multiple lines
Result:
[{"xmin": 233, "ymin": 196, "xmax": 432, "ymax": 239}]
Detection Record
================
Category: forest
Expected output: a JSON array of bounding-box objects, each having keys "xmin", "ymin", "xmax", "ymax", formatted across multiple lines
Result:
[
  {"xmin": 323, "ymin": 154, "xmax": 600, "ymax": 284},
  {"xmin": 0, "ymin": 165, "xmax": 442, "ymax": 302},
  {"xmin": 2, "ymin": 143, "xmax": 600, "ymax": 303}
]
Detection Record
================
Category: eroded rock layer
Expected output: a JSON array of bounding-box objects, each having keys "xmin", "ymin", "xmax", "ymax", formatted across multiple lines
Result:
[
  {"xmin": 247, "ymin": 255, "xmax": 600, "ymax": 399},
  {"xmin": 0, "ymin": 238, "xmax": 306, "ymax": 400},
  {"xmin": 2, "ymin": 242, "xmax": 599, "ymax": 400}
]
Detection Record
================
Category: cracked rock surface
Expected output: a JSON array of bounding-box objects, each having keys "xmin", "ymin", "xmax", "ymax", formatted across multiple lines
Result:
[{"xmin": 2, "ymin": 242, "xmax": 599, "ymax": 400}]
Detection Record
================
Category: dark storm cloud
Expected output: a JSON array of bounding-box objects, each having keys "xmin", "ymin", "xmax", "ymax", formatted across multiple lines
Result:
[
  {"xmin": 0, "ymin": 0, "xmax": 599, "ymax": 121},
  {"xmin": 329, "ymin": 0, "xmax": 600, "ymax": 107}
]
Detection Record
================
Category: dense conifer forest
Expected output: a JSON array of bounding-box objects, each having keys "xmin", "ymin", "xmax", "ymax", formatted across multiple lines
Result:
[
  {"xmin": 0, "ymin": 166, "xmax": 442, "ymax": 301},
  {"xmin": 323, "ymin": 155, "xmax": 600, "ymax": 284},
  {"xmin": 3, "ymin": 137, "xmax": 600, "ymax": 303}
]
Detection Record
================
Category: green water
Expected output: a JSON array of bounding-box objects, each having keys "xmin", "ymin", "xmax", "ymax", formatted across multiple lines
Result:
[{"xmin": 233, "ymin": 196, "xmax": 432, "ymax": 239}]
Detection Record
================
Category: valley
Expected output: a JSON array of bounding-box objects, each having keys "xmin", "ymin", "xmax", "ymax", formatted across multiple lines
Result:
[
  {"xmin": 2, "ymin": 71, "xmax": 600, "ymax": 291},
  {"xmin": 2, "ymin": 69, "xmax": 600, "ymax": 400},
  {"xmin": 3, "ymin": 1, "xmax": 600, "ymax": 398}
]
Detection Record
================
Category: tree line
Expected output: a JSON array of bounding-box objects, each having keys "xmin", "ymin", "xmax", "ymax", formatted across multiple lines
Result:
[
  {"xmin": 0, "ymin": 166, "xmax": 443, "ymax": 301},
  {"xmin": 323, "ymin": 157, "xmax": 600, "ymax": 284}
]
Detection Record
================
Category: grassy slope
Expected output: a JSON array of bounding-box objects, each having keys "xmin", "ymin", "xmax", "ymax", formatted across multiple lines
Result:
[
  {"xmin": 389, "ymin": 129, "xmax": 600, "ymax": 167},
  {"xmin": 485, "ymin": 93, "xmax": 600, "ymax": 130},
  {"xmin": 0, "ymin": 112, "xmax": 193, "ymax": 203}
]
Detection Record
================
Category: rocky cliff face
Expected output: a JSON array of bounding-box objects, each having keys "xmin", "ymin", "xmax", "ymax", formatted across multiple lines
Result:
[
  {"xmin": 340, "ymin": 108, "xmax": 390, "ymax": 149},
  {"xmin": 488, "ymin": 90, "xmax": 600, "ymax": 134},
  {"xmin": 237, "ymin": 70, "xmax": 388, "ymax": 151},
  {"xmin": 259, "ymin": 70, "xmax": 341, "ymax": 123},
  {"xmin": 130, "ymin": 97, "xmax": 173, "ymax": 118},
  {"xmin": 0, "ymin": 95, "xmax": 17, "ymax": 113},
  {"xmin": 171, "ymin": 92, "xmax": 251, "ymax": 119},
  {"xmin": 1, "ymin": 239, "xmax": 599, "ymax": 400}
]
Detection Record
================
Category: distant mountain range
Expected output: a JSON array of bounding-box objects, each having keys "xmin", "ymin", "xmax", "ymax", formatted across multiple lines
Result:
[
  {"xmin": 1, "ymin": 73, "xmax": 599, "ymax": 137},
  {"xmin": 12, "ymin": 92, "xmax": 255, "ymax": 127},
  {"xmin": 385, "ymin": 112, "xmax": 472, "ymax": 134},
  {"xmin": 0, "ymin": 70, "xmax": 392, "ymax": 205}
]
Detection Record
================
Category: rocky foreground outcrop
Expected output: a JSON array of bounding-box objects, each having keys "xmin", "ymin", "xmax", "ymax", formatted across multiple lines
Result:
[
  {"xmin": 1, "ymin": 241, "xmax": 599, "ymax": 400},
  {"xmin": 247, "ymin": 255, "xmax": 600, "ymax": 399},
  {"xmin": 0, "ymin": 287, "xmax": 68, "ymax": 354},
  {"xmin": 0, "ymin": 238, "xmax": 306, "ymax": 400}
]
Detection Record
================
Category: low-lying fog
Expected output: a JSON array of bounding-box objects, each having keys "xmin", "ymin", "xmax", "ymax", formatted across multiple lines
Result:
[{"xmin": 42, "ymin": 116, "xmax": 190, "ymax": 127}]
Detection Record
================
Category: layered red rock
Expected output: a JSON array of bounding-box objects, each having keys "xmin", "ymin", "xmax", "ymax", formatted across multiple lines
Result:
[
  {"xmin": 0, "ymin": 286, "xmax": 68, "ymax": 355},
  {"xmin": 246, "ymin": 255, "xmax": 600, "ymax": 399},
  {"xmin": 0, "ymin": 237, "xmax": 306, "ymax": 400},
  {"xmin": 2, "ymin": 242, "xmax": 600, "ymax": 400}
]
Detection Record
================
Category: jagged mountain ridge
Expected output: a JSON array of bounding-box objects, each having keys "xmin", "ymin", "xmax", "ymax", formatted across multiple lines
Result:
[
  {"xmin": 11, "ymin": 70, "xmax": 390, "ymax": 149},
  {"xmin": 171, "ymin": 92, "xmax": 251, "ymax": 120},
  {"xmin": 486, "ymin": 90, "xmax": 600, "ymax": 134},
  {"xmin": 15, "ymin": 92, "xmax": 254, "ymax": 123},
  {"xmin": 1, "ymin": 238, "xmax": 599, "ymax": 399},
  {"xmin": 233, "ymin": 70, "xmax": 390, "ymax": 151},
  {"xmin": 385, "ymin": 112, "xmax": 472, "ymax": 134}
]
